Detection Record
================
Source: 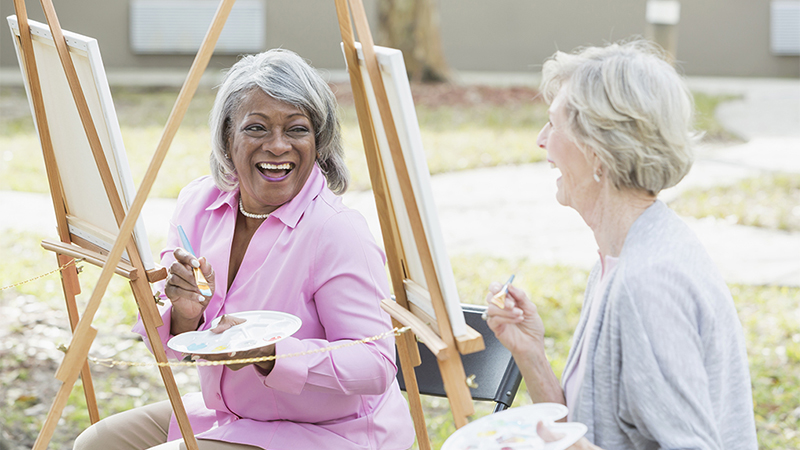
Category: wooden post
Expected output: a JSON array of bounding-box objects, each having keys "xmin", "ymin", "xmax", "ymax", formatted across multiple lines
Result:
[{"xmin": 646, "ymin": 0, "xmax": 680, "ymax": 64}]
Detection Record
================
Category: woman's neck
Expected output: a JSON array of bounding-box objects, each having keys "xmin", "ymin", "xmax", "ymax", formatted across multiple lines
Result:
[{"xmin": 579, "ymin": 185, "xmax": 656, "ymax": 258}]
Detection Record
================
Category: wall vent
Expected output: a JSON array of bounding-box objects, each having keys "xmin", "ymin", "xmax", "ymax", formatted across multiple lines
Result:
[
  {"xmin": 771, "ymin": 1, "xmax": 800, "ymax": 55},
  {"xmin": 130, "ymin": 0, "xmax": 265, "ymax": 54}
]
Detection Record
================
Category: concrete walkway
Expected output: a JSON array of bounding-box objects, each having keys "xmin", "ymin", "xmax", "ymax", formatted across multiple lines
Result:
[{"xmin": 1, "ymin": 77, "xmax": 798, "ymax": 286}]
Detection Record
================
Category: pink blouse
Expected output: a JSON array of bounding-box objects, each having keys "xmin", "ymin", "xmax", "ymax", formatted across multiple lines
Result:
[{"xmin": 133, "ymin": 165, "xmax": 415, "ymax": 450}]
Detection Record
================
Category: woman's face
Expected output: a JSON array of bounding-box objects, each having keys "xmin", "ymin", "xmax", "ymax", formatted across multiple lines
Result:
[
  {"xmin": 536, "ymin": 87, "xmax": 599, "ymax": 211},
  {"xmin": 228, "ymin": 89, "xmax": 316, "ymax": 215}
]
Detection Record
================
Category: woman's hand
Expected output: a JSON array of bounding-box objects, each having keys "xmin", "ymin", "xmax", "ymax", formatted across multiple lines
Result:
[
  {"xmin": 165, "ymin": 248, "xmax": 216, "ymax": 334},
  {"xmin": 485, "ymin": 282, "xmax": 565, "ymax": 404},
  {"xmin": 484, "ymin": 283, "xmax": 546, "ymax": 356},
  {"xmin": 537, "ymin": 421, "xmax": 602, "ymax": 450},
  {"xmin": 190, "ymin": 315, "xmax": 276, "ymax": 374}
]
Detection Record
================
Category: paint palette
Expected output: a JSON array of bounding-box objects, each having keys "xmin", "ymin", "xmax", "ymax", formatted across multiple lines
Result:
[
  {"xmin": 441, "ymin": 403, "xmax": 587, "ymax": 450},
  {"xmin": 167, "ymin": 311, "xmax": 301, "ymax": 355}
]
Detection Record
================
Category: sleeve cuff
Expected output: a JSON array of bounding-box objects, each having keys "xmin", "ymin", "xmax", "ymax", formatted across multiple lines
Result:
[{"xmin": 261, "ymin": 337, "xmax": 308, "ymax": 394}]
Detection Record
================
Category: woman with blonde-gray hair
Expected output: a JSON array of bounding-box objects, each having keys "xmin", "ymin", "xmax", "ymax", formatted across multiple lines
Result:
[
  {"xmin": 484, "ymin": 40, "xmax": 757, "ymax": 450},
  {"xmin": 74, "ymin": 49, "xmax": 415, "ymax": 450}
]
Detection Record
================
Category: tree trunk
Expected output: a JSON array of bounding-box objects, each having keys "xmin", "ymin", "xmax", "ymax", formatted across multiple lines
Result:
[{"xmin": 377, "ymin": 0, "xmax": 451, "ymax": 83}]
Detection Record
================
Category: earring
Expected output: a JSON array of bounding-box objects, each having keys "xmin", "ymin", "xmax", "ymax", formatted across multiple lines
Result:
[{"xmin": 593, "ymin": 171, "xmax": 601, "ymax": 183}]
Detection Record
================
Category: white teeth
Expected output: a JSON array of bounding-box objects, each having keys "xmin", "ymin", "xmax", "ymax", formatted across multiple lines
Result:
[
  {"xmin": 549, "ymin": 162, "xmax": 556, "ymax": 169},
  {"xmin": 257, "ymin": 163, "xmax": 292, "ymax": 170}
]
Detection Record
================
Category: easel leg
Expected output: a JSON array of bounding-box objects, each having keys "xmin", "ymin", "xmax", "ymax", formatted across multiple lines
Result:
[
  {"xmin": 130, "ymin": 278, "xmax": 199, "ymax": 450},
  {"xmin": 395, "ymin": 322, "xmax": 431, "ymax": 450},
  {"xmin": 33, "ymin": 326, "xmax": 98, "ymax": 450},
  {"xmin": 437, "ymin": 348, "xmax": 473, "ymax": 429},
  {"xmin": 57, "ymin": 253, "xmax": 100, "ymax": 424}
]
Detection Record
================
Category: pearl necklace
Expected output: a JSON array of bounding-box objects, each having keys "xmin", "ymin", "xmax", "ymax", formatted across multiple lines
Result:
[{"xmin": 239, "ymin": 197, "xmax": 270, "ymax": 220}]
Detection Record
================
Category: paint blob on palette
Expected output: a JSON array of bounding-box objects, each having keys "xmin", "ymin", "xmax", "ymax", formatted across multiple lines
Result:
[
  {"xmin": 441, "ymin": 403, "xmax": 587, "ymax": 450},
  {"xmin": 168, "ymin": 311, "xmax": 302, "ymax": 355}
]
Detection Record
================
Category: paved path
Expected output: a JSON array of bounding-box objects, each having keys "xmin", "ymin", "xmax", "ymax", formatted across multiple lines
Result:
[{"xmin": 1, "ymin": 77, "xmax": 798, "ymax": 286}]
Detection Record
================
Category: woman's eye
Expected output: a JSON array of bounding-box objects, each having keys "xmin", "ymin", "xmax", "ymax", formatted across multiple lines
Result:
[
  {"xmin": 288, "ymin": 126, "xmax": 310, "ymax": 135},
  {"xmin": 244, "ymin": 124, "xmax": 266, "ymax": 133}
]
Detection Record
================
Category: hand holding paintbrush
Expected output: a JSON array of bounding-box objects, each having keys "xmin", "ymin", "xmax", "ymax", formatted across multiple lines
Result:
[
  {"xmin": 164, "ymin": 225, "xmax": 216, "ymax": 335},
  {"xmin": 490, "ymin": 274, "xmax": 515, "ymax": 309},
  {"xmin": 177, "ymin": 225, "xmax": 212, "ymax": 297}
]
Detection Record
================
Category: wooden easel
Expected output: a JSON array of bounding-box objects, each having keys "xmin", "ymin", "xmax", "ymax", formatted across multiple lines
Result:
[
  {"xmin": 335, "ymin": 1, "xmax": 484, "ymax": 448},
  {"xmin": 12, "ymin": 0, "xmax": 239, "ymax": 448}
]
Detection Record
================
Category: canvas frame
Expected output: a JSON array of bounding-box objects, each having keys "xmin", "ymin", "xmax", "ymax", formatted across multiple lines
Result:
[
  {"xmin": 8, "ymin": 16, "xmax": 155, "ymax": 270},
  {"xmin": 351, "ymin": 42, "xmax": 469, "ymax": 340}
]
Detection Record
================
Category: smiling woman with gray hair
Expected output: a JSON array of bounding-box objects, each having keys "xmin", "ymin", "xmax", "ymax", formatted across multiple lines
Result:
[
  {"xmin": 73, "ymin": 48, "xmax": 414, "ymax": 450},
  {"xmin": 484, "ymin": 40, "xmax": 757, "ymax": 450}
]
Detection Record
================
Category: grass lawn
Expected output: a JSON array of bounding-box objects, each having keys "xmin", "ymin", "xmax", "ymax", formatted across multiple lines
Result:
[
  {"xmin": 1, "ymin": 243, "xmax": 798, "ymax": 449},
  {"xmin": 670, "ymin": 173, "xmax": 800, "ymax": 233},
  {"xmin": 0, "ymin": 84, "xmax": 547, "ymax": 196},
  {"xmin": 1, "ymin": 85, "xmax": 798, "ymax": 449}
]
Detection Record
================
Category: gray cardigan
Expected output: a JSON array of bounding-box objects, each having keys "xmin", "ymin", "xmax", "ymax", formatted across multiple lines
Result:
[{"xmin": 563, "ymin": 200, "xmax": 757, "ymax": 450}]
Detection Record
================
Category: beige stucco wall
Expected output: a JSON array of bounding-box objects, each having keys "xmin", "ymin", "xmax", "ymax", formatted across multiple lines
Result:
[{"xmin": 1, "ymin": 0, "xmax": 798, "ymax": 80}]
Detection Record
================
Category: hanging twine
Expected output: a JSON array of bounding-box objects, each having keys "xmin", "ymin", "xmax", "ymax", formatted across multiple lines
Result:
[
  {"xmin": 0, "ymin": 258, "xmax": 82, "ymax": 291},
  {"xmin": 58, "ymin": 326, "xmax": 412, "ymax": 368}
]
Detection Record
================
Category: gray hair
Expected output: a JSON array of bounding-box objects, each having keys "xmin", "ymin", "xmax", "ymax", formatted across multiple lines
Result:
[
  {"xmin": 540, "ymin": 39, "xmax": 697, "ymax": 196},
  {"xmin": 209, "ymin": 49, "xmax": 349, "ymax": 194}
]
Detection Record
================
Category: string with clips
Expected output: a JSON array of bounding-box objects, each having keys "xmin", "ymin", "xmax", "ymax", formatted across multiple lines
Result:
[
  {"xmin": 2, "ymin": 259, "xmax": 412, "ymax": 370},
  {"xmin": 0, "ymin": 257, "xmax": 84, "ymax": 291},
  {"xmin": 59, "ymin": 326, "xmax": 411, "ymax": 368}
]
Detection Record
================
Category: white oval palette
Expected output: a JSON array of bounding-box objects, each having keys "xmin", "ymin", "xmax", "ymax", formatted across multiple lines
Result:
[
  {"xmin": 167, "ymin": 311, "xmax": 301, "ymax": 355},
  {"xmin": 442, "ymin": 403, "xmax": 587, "ymax": 450}
]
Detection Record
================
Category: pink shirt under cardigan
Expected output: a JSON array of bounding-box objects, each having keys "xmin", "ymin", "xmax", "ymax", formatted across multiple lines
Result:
[
  {"xmin": 133, "ymin": 165, "xmax": 415, "ymax": 450},
  {"xmin": 562, "ymin": 252, "xmax": 618, "ymax": 422}
]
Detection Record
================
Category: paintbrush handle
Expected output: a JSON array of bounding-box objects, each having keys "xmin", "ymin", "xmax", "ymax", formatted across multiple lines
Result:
[{"xmin": 177, "ymin": 225, "xmax": 197, "ymax": 256}]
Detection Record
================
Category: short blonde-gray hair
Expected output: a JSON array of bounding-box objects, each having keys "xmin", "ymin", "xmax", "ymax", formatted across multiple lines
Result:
[{"xmin": 540, "ymin": 39, "xmax": 697, "ymax": 196}]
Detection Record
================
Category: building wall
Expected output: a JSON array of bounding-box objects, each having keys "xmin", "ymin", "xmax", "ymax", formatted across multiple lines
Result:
[{"xmin": 1, "ymin": 0, "xmax": 798, "ymax": 80}]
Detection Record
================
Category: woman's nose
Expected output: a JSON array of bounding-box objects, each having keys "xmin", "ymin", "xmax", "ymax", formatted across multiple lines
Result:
[
  {"xmin": 264, "ymin": 132, "xmax": 291, "ymax": 155},
  {"xmin": 536, "ymin": 126, "xmax": 548, "ymax": 149}
]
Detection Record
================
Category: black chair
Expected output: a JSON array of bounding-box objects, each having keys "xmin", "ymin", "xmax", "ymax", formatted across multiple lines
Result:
[{"xmin": 396, "ymin": 303, "xmax": 522, "ymax": 412}]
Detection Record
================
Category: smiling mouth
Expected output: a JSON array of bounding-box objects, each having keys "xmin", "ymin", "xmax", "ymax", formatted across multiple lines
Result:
[
  {"xmin": 257, "ymin": 162, "xmax": 294, "ymax": 180},
  {"xmin": 547, "ymin": 160, "xmax": 562, "ymax": 179}
]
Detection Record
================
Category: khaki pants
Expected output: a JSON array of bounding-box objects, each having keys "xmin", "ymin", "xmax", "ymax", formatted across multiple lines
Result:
[{"xmin": 73, "ymin": 401, "xmax": 261, "ymax": 450}]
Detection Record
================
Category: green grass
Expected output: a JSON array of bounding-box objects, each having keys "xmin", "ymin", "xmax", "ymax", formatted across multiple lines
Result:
[
  {"xmin": 2, "ymin": 240, "xmax": 797, "ymax": 449},
  {"xmin": 670, "ymin": 173, "xmax": 800, "ymax": 232},
  {"xmin": 0, "ymin": 86, "xmax": 730, "ymax": 197},
  {"xmin": 692, "ymin": 93, "xmax": 744, "ymax": 142},
  {"xmin": 0, "ymin": 85, "xmax": 547, "ymax": 196}
]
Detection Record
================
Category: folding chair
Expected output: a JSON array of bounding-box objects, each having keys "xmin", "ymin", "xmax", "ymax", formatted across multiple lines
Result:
[{"xmin": 397, "ymin": 304, "xmax": 523, "ymax": 413}]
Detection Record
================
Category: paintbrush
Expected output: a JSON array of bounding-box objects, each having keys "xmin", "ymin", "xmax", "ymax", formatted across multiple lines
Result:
[
  {"xmin": 177, "ymin": 225, "xmax": 212, "ymax": 297},
  {"xmin": 490, "ymin": 274, "xmax": 515, "ymax": 309}
]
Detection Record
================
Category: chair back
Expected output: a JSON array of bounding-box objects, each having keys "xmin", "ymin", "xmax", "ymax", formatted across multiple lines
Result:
[{"xmin": 397, "ymin": 304, "xmax": 522, "ymax": 412}]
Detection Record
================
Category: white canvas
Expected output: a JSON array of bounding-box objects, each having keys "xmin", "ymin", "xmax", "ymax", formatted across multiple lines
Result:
[
  {"xmin": 7, "ymin": 16, "xmax": 155, "ymax": 270},
  {"xmin": 349, "ymin": 43, "xmax": 467, "ymax": 339}
]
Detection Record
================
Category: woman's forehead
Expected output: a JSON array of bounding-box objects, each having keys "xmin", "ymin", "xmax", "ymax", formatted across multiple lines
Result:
[
  {"xmin": 235, "ymin": 89, "xmax": 307, "ymax": 118},
  {"xmin": 549, "ymin": 87, "xmax": 570, "ymax": 118}
]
